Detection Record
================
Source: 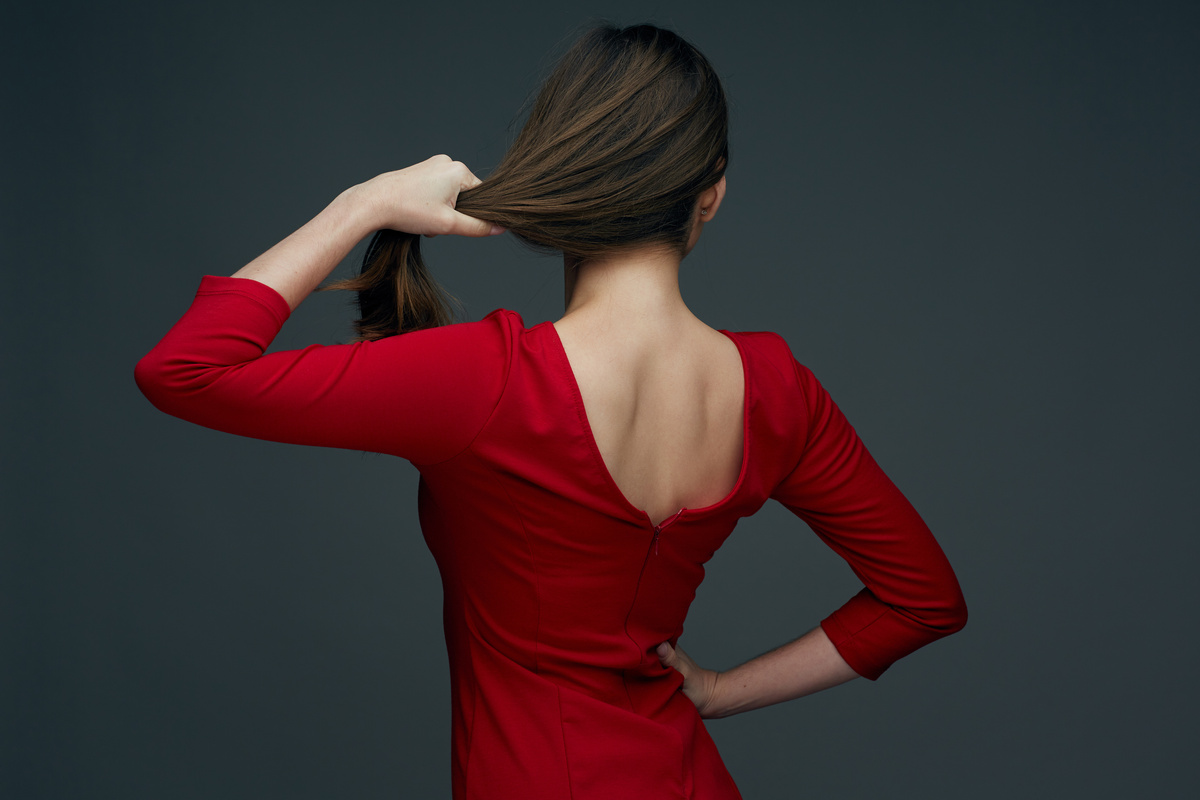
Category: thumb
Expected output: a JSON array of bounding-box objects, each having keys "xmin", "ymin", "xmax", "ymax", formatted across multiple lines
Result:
[
  {"xmin": 655, "ymin": 642, "xmax": 673, "ymax": 662},
  {"xmin": 448, "ymin": 209, "xmax": 506, "ymax": 238}
]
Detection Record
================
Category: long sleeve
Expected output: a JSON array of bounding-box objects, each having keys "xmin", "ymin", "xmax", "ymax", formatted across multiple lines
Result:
[
  {"xmin": 134, "ymin": 275, "xmax": 511, "ymax": 466},
  {"xmin": 769, "ymin": 359, "xmax": 967, "ymax": 680}
]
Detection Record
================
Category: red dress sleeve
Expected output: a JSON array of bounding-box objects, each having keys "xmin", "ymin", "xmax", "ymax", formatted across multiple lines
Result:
[
  {"xmin": 769, "ymin": 359, "xmax": 967, "ymax": 680},
  {"xmin": 134, "ymin": 275, "xmax": 510, "ymax": 466}
]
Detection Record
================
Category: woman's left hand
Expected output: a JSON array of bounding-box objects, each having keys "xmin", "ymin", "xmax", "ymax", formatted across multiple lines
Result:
[
  {"xmin": 350, "ymin": 154, "xmax": 503, "ymax": 237},
  {"xmin": 656, "ymin": 641, "xmax": 725, "ymax": 718}
]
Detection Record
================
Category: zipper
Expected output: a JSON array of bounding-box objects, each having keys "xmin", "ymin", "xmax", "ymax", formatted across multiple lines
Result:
[{"xmin": 651, "ymin": 508, "xmax": 686, "ymax": 554}]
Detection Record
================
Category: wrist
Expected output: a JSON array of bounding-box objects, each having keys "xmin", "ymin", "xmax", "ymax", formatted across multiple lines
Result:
[
  {"xmin": 230, "ymin": 185, "xmax": 384, "ymax": 311},
  {"xmin": 704, "ymin": 669, "xmax": 732, "ymax": 719},
  {"xmin": 334, "ymin": 182, "xmax": 385, "ymax": 235}
]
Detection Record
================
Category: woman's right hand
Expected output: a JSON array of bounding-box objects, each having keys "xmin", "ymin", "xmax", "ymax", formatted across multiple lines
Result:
[
  {"xmin": 348, "ymin": 154, "xmax": 503, "ymax": 238},
  {"xmin": 656, "ymin": 641, "xmax": 725, "ymax": 719}
]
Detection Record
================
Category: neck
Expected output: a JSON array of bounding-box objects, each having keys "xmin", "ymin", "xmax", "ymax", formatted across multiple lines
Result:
[{"xmin": 561, "ymin": 247, "xmax": 694, "ymax": 326}]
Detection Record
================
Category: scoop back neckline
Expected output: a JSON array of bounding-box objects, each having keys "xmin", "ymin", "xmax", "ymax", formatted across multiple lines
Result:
[{"xmin": 536, "ymin": 316, "xmax": 751, "ymax": 529}]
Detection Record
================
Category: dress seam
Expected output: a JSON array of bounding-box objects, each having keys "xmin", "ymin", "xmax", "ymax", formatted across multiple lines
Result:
[
  {"xmin": 849, "ymin": 606, "xmax": 890, "ymax": 637},
  {"xmin": 491, "ymin": 472, "xmax": 544, "ymax": 676}
]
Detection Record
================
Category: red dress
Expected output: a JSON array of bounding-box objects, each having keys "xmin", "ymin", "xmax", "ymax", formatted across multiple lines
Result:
[{"xmin": 136, "ymin": 276, "xmax": 967, "ymax": 800}]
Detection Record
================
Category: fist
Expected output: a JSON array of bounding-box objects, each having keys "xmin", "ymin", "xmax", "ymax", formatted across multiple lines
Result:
[{"xmin": 353, "ymin": 155, "xmax": 503, "ymax": 238}]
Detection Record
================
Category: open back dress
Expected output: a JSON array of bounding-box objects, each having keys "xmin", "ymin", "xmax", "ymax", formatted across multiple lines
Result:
[{"xmin": 136, "ymin": 275, "xmax": 967, "ymax": 800}]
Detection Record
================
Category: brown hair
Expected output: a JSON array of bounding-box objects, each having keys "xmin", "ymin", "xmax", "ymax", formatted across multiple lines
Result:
[{"xmin": 328, "ymin": 23, "xmax": 729, "ymax": 340}]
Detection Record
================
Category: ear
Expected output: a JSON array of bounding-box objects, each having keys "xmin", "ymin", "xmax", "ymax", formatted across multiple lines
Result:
[{"xmin": 697, "ymin": 175, "xmax": 727, "ymax": 223}]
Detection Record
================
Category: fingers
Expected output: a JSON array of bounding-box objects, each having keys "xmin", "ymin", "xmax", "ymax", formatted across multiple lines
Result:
[
  {"xmin": 440, "ymin": 158, "xmax": 499, "ymax": 237},
  {"xmin": 447, "ymin": 209, "xmax": 504, "ymax": 238},
  {"xmin": 656, "ymin": 641, "xmax": 690, "ymax": 676},
  {"xmin": 460, "ymin": 164, "xmax": 484, "ymax": 191},
  {"xmin": 435, "ymin": 155, "xmax": 482, "ymax": 190},
  {"xmin": 372, "ymin": 155, "xmax": 505, "ymax": 237}
]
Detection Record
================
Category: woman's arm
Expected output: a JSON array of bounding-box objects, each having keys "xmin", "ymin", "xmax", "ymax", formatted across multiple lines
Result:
[
  {"xmin": 771, "ymin": 360, "xmax": 969, "ymax": 681},
  {"xmin": 659, "ymin": 356, "xmax": 967, "ymax": 717},
  {"xmin": 134, "ymin": 156, "xmax": 510, "ymax": 464},
  {"xmin": 230, "ymin": 187, "xmax": 375, "ymax": 311},
  {"xmin": 231, "ymin": 155, "xmax": 499, "ymax": 310},
  {"xmin": 657, "ymin": 626, "xmax": 858, "ymax": 719}
]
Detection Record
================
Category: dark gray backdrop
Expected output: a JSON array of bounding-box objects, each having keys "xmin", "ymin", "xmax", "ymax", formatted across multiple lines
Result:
[{"xmin": 4, "ymin": 1, "xmax": 1197, "ymax": 798}]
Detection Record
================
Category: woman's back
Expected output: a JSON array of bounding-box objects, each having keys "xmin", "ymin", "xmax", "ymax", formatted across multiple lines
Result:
[{"xmin": 552, "ymin": 313, "xmax": 745, "ymax": 528}]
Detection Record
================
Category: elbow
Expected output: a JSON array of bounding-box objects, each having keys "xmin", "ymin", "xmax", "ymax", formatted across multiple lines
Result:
[
  {"xmin": 134, "ymin": 350, "xmax": 168, "ymax": 409},
  {"xmin": 932, "ymin": 585, "xmax": 968, "ymax": 637},
  {"xmin": 922, "ymin": 564, "xmax": 969, "ymax": 638},
  {"xmin": 134, "ymin": 349, "xmax": 201, "ymax": 416},
  {"xmin": 946, "ymin": 570, "xmax": 969, "ymax": 634},
  {"xmin": 907, "ymin": 585, "xmax": 968, "ymax": 641},
  {"xmin": 944, "ymin": 595, "xmax": 968, "ymax": 636}
]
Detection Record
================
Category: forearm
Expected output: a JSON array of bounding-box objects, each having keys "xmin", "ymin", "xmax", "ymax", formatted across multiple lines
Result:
[
  {"xmin": 230, "ymin": 184, "xmax": 378, "ymax": 311},
  {"xmin": 709, "ymin": 625, "xmax": 860, "ymax": 718}
]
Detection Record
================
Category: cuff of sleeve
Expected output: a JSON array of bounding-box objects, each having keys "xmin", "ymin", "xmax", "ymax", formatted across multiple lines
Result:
[
  {"xmin": 820, "ymin": 589, "xmax": 894, "ymax": 681},
  {"xmin": 196, "ymin": 275, "xmax": 292, "ymax": 327}
]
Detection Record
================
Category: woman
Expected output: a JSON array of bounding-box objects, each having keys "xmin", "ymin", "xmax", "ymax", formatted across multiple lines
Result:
[{"xmin": 136, "ymin": 24, "xmax": 966, "ymax": 800}]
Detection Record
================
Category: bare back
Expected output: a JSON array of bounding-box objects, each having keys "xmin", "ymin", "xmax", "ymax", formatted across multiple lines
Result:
[{"xmin": 551, "ymin": 318, "xmax": 746, "ymax": 527}]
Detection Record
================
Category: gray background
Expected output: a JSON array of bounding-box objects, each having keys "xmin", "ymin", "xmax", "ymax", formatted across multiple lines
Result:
[{"xmin": 4, "ymin": 1, "xmax": 1197, "ymax": 798}]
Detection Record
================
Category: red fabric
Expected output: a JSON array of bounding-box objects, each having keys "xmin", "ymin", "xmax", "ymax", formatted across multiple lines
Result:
[{"xmin": 136, "ymin": 275, "xmax": 967, "ymax": 799}]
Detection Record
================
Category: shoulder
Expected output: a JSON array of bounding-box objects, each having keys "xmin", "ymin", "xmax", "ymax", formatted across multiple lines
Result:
[
  {"xmin": 359, "ymin": 309, "xmax": 522, "ymax": 404},
  {"xmin": 470, "ymin": 307, "xmax": 530, "ymax": 345},
  {"xmin": 725, "ymin": 328, "xmax": 834, "ymax": 440},
  {"xmin": 479, "ymin": 307, "xmax": 527, "ymax": 333},
  {"xmin": 372, "ymin": 310, "xmax": 524, "ymax": 466},
  {"xmin": 724, "ymin": 328, "xmax": 813, "ymax": 390},
  {"xmin": 379, "ymin": 307, "xmax": 522, "ymax": 357}
]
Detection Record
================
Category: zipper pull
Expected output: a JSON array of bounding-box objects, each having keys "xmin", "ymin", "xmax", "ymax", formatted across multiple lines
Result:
[{"xmin": 651, "ymin": 509, "xmax": 685, "ymax": 555}]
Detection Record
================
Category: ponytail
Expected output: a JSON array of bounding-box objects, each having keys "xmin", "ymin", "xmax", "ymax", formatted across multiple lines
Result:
[
  {"xmin": 322, "ymin": 229, "xmax": 461, "ymax": 341},
  {"xmin": 326, "ymin": 23, "xmax": 727, "ymax": 342}
]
